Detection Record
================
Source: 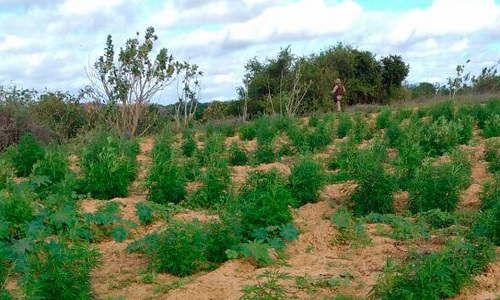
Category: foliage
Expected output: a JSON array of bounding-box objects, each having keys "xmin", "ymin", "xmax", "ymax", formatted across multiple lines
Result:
[
  {"xmin": 197, "ymin": 132, "xmax": 226, "ymax": 166},
  {"xmin": 229, "ymin": 141, "xmax": 249, "ymax": 166},
  {"xmin": 147, "ymin": 158, "xmax": 187, "ymax": 205},
  {"xmin": 0, "ymin": 156, "xmax": 14, "ymax": 190},
  {"xmin": 240, "ymin": 269, "xmax": 292, "ymax": 300},
  {"xmin": 239, "ymin": 123, "xmax": 257, "ymax": 140},
  {"xmin": 0, "ymin": 185, "xmax": 36, "ymax": 239},
  {"xmin": 337, "ymin": 113, "xmax": 352, "ymax": 138},
  {"xmin": 352, "ymin": 112, "xmax": 373, "ymax": 143},
  {"xmin": 485, "ymin": 138, "xmax": 500, "ymax": 173},
  {"xmin": 181, "ymin": 130, "xmax": 197, "ymax": 157},
  {"xmin": 472, "ymin": 175, "xmax": 500, "ymax": 244},
  {"xmin": 331, "ymin": 208, "xmax": 371, "ymax": 247},
  {"xmin": 347, "ymin": 146, "xmax": 395, "ymax": 216},
  {"xmin": 364, "ymin": 213, "xmax": 429, "ymax": 241},
  {"xmin": 88, "ymin": 26, "xmax": 178, "ymax": 137},
  {"xmin": 191, "ymin": 156, "xmax": 231, "ymax": 208},
  {"xmin": 150, "ymin": 221, "xmax": 211, "ymax": 276},
  {"xmin": 376, "ymin": 108, "xmax": 392, "ymax": 129},
  {"xmin": 288, "ymin": 155, "xmax": 325, "ymax": 206},
  {"xmin": 483, "ymin": 114, "xmax": 500, "ymax": 138},
  {"xmin": 223, "ymin": 169, "xmax": 296, "ymax": 239},
  {"xmin": 408, "ymin": 156, "xmax": 471, "ymax": 213},
  {"xmin": 420, "ymin": 116, "xmax": 465, "ymax": 156},
  {"xmin": 78, "ymin": 130, "xmax": 138, "ymax": 199},
  {"xmin": 21, "ymin": 240, "xmax": 100, "ymax": 300},
  {"xmin": 11, "ymin": 133, "xmax": 45, "ymax": 177},
  {"xmin": 370, "ymin": 238, "xmax": 496, "ymax": 300}
]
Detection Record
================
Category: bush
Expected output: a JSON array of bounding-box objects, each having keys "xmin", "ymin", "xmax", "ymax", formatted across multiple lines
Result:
[
  {"xmin": 78, "ymin": 130, "xmax": 138, "ymax": 199},
  {"xmin": 198, "ymin": 132, "xmax": 226, "ymax": 166},
  {"xmin": 0, "ymin": 185, "xmax": 36, "ymax": 239},
  {"xmin": 229, "ymin": 141, "xmax": 248, "ymax": 166},
  {"xmin": 239, "ymin": 123, "xmax": 257, "ymax": 141},
  {"xmin": 288, "ymin": 155, "xmax": 325, "ymax": 206},
  {"xmin": 0, "ymin": 156, "xmax": 14, "ymax": 190},
  {"xmin": 426, "ymin": 99, "xmax": 455, "ymax": 121},
  {"xmin": 348, "ymin": 147, "xmax": 395, "ymax": 216},
  {"xmin": 181, "ymin": 130, "xmax": 197, "ymax": 157},
  {"xmin": 12, "ymin": 133, "xmax": 45, "ymax": 177},
  {"xmin": 370, "ymin": 238, "xmax": 495, "ymax": 300},
  {"xmin": 485, "ymin": 138, "xmax": 500, "ymax": 173},
  {"xmin": 21, "ymin": 240, "xmax": 100, "ymax": 300},
  {"xmin": 150, "ymin": 221, "xmax": 210, "ymax": 276},
  {"xmin": 420, "ymin": 116, "xmax": 464, "ymax": 156},
  {"xmin": 191, "ymin": 157, "xmax": 230, "ymax": 208},
  {"xmin": 337, "ymin": 113, "xmax": 352, "ymax": 139},
  {"xmin": 31, "ymin": 143, "xmax": 69, "ymax": 184},
  {"xmin": 408, "ymin": 157, "xmax": 471, "ymax": 213},
  {"xmin": 223, "ymin": 169, "xmax": 296, "ymax": 239},
  {"xmin": 473, "ymin": 175, "xmax": 500, "ymax": 244},
  {"xmin": 376, "ymin": 108, "xmax": 392, "ymax": 129},
  {"xmin": 0, "ymin": 245, "xmax": 13, "ymax": 299},
  {"xmin": 147, "ymin": 159, "xmax": 187, "ymax": 205},
  {"xmin": 483, "ymin": 114, "xmax": 500, "ymax": 138},
  {"xmin": 352, "ymin": 112, "xmax": 372, "ymax": 143}
]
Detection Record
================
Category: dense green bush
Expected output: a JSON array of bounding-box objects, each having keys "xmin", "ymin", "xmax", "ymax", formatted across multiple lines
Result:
[
  {"xmin": 0, "ymin": 244, "xmax": 13, "ymax": 299},
  {"xmin": 483, "ymin": 114, "xmax": 500, "ymax": 138},
  {"xmin": 337, "ymin": 113, "xmax": 352, "ymax": 139},
  {"xmin": 485, "ymin": 138, "xmax": 500, "ymax": 173},
  {"xmin": 348, "ymin": 147, "xmax": 395, "ymax": 216},
  {"xmin": 223, "ymin": 169, "xmax": 296, "ymax": 239},
  {"xmin": 31, "ymin": 143, "xmax": 69, "ymax": 184},
  {"xmin": 229, "ymin": 141, "xmax": 248, "ymax": 166},
  {"xmin": 0, "ymin": 185, "xmax": 36, "ymax": 239},
  {"xmin": 376, "ymin": 108, "xmax": 392, "ymax": 129},
  {"xmin": 78, "ymin": 130, "xmax": 138, "ymax": 199},
  {"xmin": 181, "ymin": 130, "xmax": 197, "ymax": 158},
  {"xmin": 472, "ymin": 175, "xmax": 500, "ymax": 244},
  {"xmin": 370, "ymin": 238, "xmax": 495, "ymax": 300},
  {"xmin": 11, "ymin": 133, "xmax": 45, "ymax": 177},
  {"xmin": 21, "ymin": 240, "xmax": 100, "ymax": 299},
  {"xmin": 352, "ymin": 112, "xmax": 373, "ymax": 143},
  {"xmin": 288, "ymin": 155, "xmax": 325, "ymax": 206},
  {"xmin": 147, "ymin": 160, "xmax": 187, "ymax": 204},
  {"xmin": 425, "ymin": 99, "xmax": 455, "ymax": 121},
  {"xmin": 0, "ymin": 156, "xmax": 14, "ymax": 190},
  {"xmin": 420, "ymin": 116, "xmax": 464, "ymax": 156},
  {"xmin": 239, "ymin": 123, "xmax": 257, "ymax": 141},
  {"xmin": 191, "ymin": 156, "xmax": 231, "ymax": 208},
  {"xmin": 150, "ymin": 221, "xmax": 211, "ymax": 276},
  {"xmin": 198, "ymin": 132, "xmax": 226, "ymax": 166},
  {"xmin": 408, "ymin": 156, "xmax": 471, "ymax": 213}
]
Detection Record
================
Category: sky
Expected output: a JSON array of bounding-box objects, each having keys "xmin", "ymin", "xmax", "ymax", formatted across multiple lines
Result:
[{"xmin": 1, "ymin": 0, "xmax": 499, "ymax": 104}]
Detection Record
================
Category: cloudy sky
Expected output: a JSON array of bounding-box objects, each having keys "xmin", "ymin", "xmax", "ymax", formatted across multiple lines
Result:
[{"xmin": 1, "ymin": 0, "xmax": 499, "ymax": 104}]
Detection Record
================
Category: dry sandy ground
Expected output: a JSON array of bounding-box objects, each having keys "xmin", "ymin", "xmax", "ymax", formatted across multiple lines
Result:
[{"xmin": 81, "ymin": 134, "xmax": 500, "ymax": 300}]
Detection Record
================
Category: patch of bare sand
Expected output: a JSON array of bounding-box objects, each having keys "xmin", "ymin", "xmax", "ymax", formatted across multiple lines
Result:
[{"xmin": 173, "ymin": 210, "xmax": 219, "ymax": 223}]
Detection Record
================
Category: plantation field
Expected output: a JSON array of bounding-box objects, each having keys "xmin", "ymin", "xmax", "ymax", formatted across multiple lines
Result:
[{"xmin": 1, "ymin": 99, "xmax": 500, "ymax": 300}]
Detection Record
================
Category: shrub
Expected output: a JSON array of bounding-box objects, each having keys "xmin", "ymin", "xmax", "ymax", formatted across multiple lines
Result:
[
  {"xmin": 472, "ymin": 175, "xmax": 500, "ymax": 244},
  {"xmin": 31, "ymin": 143, "xmax": 69, "ymax": 188},
  {"xmin": 376, "ymin": 108, "xmax": 392, "ymax": 129},
  {"xmin": 288, "ymin": 155, "xmax": 325, "ymax": 206},
  {"xmin": 408, "ymin": 157, "xmax": 471, "ymax": 213},
  {"xmin": 384, "ymin": 118, "xmax": 403, "ymax": 148},
  {"xmin": 337, "ymin": 113, "xmax": 352, "ymax": 139},
  {"xmin": 0, "ymin": 156, "xmax": 14, "ymax": 190},
  {"xmin": 426, "ymin": 99, "xmax": 455, "ymax": 121},
  {"xmin": 0, "ymin": 245, "xmax": 13, "ymax": 300},
  {"xmin": 370, "ymin": 238, "xmax": 495, "ymax": 300},
  {"xmin": 420, "ymin": 116, "xmax": 463, "ymax": 156},
  {"xmin": 348, "ymin": 147, "xmax": 395, "ymax": 216},
  {"xmin": 12, "ymin": 133, "xmax": 45, "ymax": 177},
  {"xmin": 181, "ymin": 130, "xmax": 197, "ymax": 157},
  {"xmin": 206, "ymin": 122, "xmax": 236, "ymax": 137},
  {"xmin": 198, "ymin": 132, "xmax": 225, "ymax": 166},
  {"xmin": 352, "ymin": 112, "xmax": 372, "ymax": 143},
  {"xmin": 78, "ymin": 130, "xmax": 138, "ymax": 199},
  {"xmin": 418, "ymin": 209, "xmax": 458, "ymax": 229},
  {"xmin": 223, "ymin": 169, "xmax": 296, "ymax": 239},
  {"xmin": 191, "ymin": 157, "xmax": 230, "ymax": 208},
  {"xmin": 0, "ymin": 185, "xmax": 36, "ymax": 238},
  {"xmin": 150, "ymin": 221, "xmax": 210, "ymax": 276},
  {"xmin": 229, "ymin": 141, "xmax": 248, "ymax": 166},
  {"xmin": 147, "ymin": 159, "xmax": 187, "ymax": 205},
  {"xmin": 239, "ymin": 123, "xmax": 257, "ymax": 141},
  {"xmin": 151, "ymin": 127, "xmax": 174, "ymax": 163},
  {"xmin": 21, "ymin": 240, "xmax": 100, "ymax": 300},
  {"xmin": 393, "ymin": 137, "xmax": 425, "ymax": 190},
  {"xmin": 485, "ymin": 138, "xmax": 500, "ymax": 173},
  {"xmin": 483, "ymin": 114, "xmax": 500, "ymax": 138}
]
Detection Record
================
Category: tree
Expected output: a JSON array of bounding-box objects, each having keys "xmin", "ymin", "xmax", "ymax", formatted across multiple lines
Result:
[
  {"xmin": 447, "ymin": 59, "xmax": 471, "ymax": 98},
  {"xmin": 86, "ymin": 26, "xmax": 177, "ymax": 137},
  {"xmin": 174, "ymin": 61, "xmax": 203, "ymax": 128},
  {"xmin": 379, "ymin": 55, "xmax": 410, "ymax": 101}
]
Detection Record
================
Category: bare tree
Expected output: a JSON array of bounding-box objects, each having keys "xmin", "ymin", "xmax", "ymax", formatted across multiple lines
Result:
[{"xmin": 174, "ymin": 61, "xmax": 202, "ymax": 128}]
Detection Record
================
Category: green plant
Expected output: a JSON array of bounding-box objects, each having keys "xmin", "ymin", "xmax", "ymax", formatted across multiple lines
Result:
[
  {"xmin": 376, "ymin": 108, "xmax": 392, "ymax": 129},
  {"xmin": 288, "ymin": 155, "xmax": 325, "ymax": 206},
  {"xmin": 418, "ymin": 209, "xmax": 458, "ymax": 229},
  {"xmin": 485, "ymin": 138, "xmax": 500, "ymax": 173},
  {"xmin": 239, "ymin": 123, "xmax": 257, "ymax": 140},
  {"xmin": 229, "ymin": 141, "xmax": 248, "ymax": 166},
  {"xmin": 370, "ymin": 238, "xmax": 496, "ymax": 300},
  {"xmin": 337, "ymin": 113, "xmax": 352, "ymax": 139},
  {"xmin": 0, "ymin": 156, "xmax": 14, "ymax": 190},
  {"xmin": 408, "ymin": 157, "xmax": 471, "ymax": 213},
  {"xmin": 12, "ymin": 133, "xmax": 45, "ymax": 177},
  {"xmin": 240, "ymin": 269, "xmax": 292, "ymax": 300},
  {"xmin": 191, "ymin": 156, "xmax": 230, "ymax": 208},
  {"xmin": 0, "ymin": 184, "xmax": 36, "ymax": 239},
  {"xmin": 364, "ymin": 213, "xmax": 429, "ymax": 241},
  {"xmin": 198, "ymin": 132, "xmax": 226, "ymax": 166},
  {"xmin": 348, "ymin": 147, "xmax": 395, "ymax": 216},
  {"xmin": 147, "ymin": 159, "xmax": 187, "ymax": 205},
  {"xmin": 150, "ymin": 221, "xmax": 211, "ymax": 276},
  {"xmin": 330, "ymin": 208, "xmax": 371, "ymax": 247},
  {"xmin": 181, "ymin": 130, "xmax": 197, "ymax": 157},
  {"xmin": 352, "ymin": 112, "xmax": 372, "ymax": 143},
  {"xmin": 425, "ymin": 99, "xmax": 456, "ymax": 121},
  {"xmin": 472, "ymin": 175, "xmax": 500, "ymax": 244},
  {"xmin": 483, "ymin": 114, "xmax": 500, "ymax": 138},
  {"xmin": 223, "ymin": 169, "xmax": 296, "ymax": 239},
  {"xmin": 21, "ymin": 240, "xmax": 100, "ymax": 300},
  {"xmin": 31, "ymin": 143, "xmax": 69, "ymax": 184},
  {"xmin": 420, "ymin": 116, "xmax": 464, "ymax": 156},
  {"xmin": 78, "ymin": 130, "xmax": 138, "ymax": 199}
]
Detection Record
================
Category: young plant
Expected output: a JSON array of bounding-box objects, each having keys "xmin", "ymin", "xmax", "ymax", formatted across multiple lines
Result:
[
  {"xmin": 21, "ymin": 240, "xmax": 101, "ymax": 300},
  {"xmin": 472, "ymin": 175, "xmax": 500, "ymax": 244},
  {"xmin": 485, "ymin": 138, "xmax": 500, "ymax": 173},
  {"xmin": 181, "ymin": 130, "xmax": 197, "ymax": 158},
  {"xmin": 147, "ymin": 159, "xmax": 187, "ymax": 205},
  {"xmin": 240, "ymin": 269, "xmax": 292, "ymax": 300},
  {"xmin": 483, "ymin": 114, "xmax": 500, "ymax": 138},
  {"xmin": 330, "ymin": 208, "xmax": 371, "ymax": 247},
  {"xmin": 0, "ymin": 156, "xmax": 14, "ymax": 190},
  {"xmin": 229, "ymin": 141, "xmax": 248, "ymax": 166},
  {"xmin": 288, "ymin": 155, "xmax": 325, "ymax": 206},
  {"xmin": 337, "ymin": 113, "xmax": 352, "ymax": 139},
  {"xmin": 191, "ymin": 155, "xmax": 231, "ymax": 209},
  {"xmin": 12, "ymin": 133, "xmax": 45, "ymax": 177}
]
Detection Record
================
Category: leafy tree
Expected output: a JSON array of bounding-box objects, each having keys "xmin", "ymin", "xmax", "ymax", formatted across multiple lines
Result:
[
  {"xmin": 379, "ymin": 55, "xmax": 410, "ymax": 101},
  {"xmin": 87, "ymin": 26, "xmax": 178, "ymax": 137}
]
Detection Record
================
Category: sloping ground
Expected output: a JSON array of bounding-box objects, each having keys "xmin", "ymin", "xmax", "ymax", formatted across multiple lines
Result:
[{"xmin": 87, "ymin": 132, "xmax": 500, "ymax": 300}]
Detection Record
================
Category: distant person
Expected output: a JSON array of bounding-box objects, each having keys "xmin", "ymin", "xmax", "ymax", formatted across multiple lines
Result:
[{"xmin": 331, "ymin": 78, "xmax": 345, "ymax": 112}]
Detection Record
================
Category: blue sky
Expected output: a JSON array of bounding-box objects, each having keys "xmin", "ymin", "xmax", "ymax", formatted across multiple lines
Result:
[{"xmin": 1, "ymin": 0, "xmax": 499, "ymax": 104}]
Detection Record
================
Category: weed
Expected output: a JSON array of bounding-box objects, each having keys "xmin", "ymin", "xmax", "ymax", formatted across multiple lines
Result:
[
  {"xmin": 240, "ymin": 269, "xmax": 292, "ymax": 300},
  {"xmin": 191, "ymin": 156, "xmax": 230, "ymax": 208},
  {"xmin": 229, "ymin": 141, "xmax": 249, "ymax": 166},
  {"xmin": 288, "ymin": 155, "xmax": 325, "ymax": 206},
  {"xmin": 11, "ymin": 133, "xmax": 45, "ymax": 177},
  {"xmin": 147, "ymin": 159, "xmax": 187, "ymax": 205},
  {"xmin": 21, "ymin": 240, "xmax": 100, "ymax": 300},
  {"xmin": 483, "ymin": 114, "xmax": 500, "ymax": 138},
  {"xmin": 376, "ymin": 108, "xmax": 392, "ymax": 129},
  {"xmin": 0, "ymin": 156, "xmax": 14, "ymax": 190},
  {"xmin": 331, "ymin": 209, "xmax": 371, "ymax": 247},
  {"xmin": 352, "ymin": 112, "xmax": 372, "ymax": 143},
  {"xmin": 239, "ymin": 123, "xmax": 257, "ymax": 141},
  {"xmin": 485, "ymin": 138, "xmax": 500, "ymax": 173},
  {"xmin": 337, "ymin": 113, "xmax": 352, "ymax": 139},
  {"xmin": 181, "ymin": 130, "xmax": 197, "ymax": 157},
  {"xmin": 472, "ymin": 175, "xmax": 500, "ymax": 244}
]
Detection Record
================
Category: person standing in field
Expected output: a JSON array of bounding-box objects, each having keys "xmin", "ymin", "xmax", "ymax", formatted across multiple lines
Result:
[{"xmin": 331, "ymin": 78, "xmax": 345, "ymax": 112}]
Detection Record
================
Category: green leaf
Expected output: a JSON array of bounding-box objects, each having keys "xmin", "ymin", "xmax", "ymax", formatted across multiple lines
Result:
[{"xmin": 279, "ymin": 223, "xmax": 299, "ymax": 242}]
